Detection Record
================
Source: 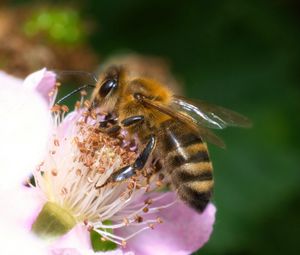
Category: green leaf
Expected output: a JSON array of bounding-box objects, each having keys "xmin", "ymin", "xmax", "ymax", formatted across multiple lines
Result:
[{"xmin": 90, "ymin": 221, "xmax": 117, "ymax": 252}]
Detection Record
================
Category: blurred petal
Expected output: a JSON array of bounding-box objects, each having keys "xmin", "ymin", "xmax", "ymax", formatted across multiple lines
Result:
[
  {"xmin": 0, "ymin": 218, "xmax": 46, "ymax": 255},
  {"xmin": 0, "ymin": 70, "xmax": 22, "ymax": 86},
  {"xmin": 23, "ymin": 68, "xmax": 56, "ymax": 104},
  {"xmin": 122, "ymin": 193, "xmax": 216, "ymax": 255},
  {"xmin": 0, "ymin": 73, "xmax": 51, "ymax": 189},
  {"xmin": 0, "ymin": 186, "xmax": 47, "ymax": 255},
  {"xmin": 0, "ymin": 186, "xmax": 45, "ymax": 231}
]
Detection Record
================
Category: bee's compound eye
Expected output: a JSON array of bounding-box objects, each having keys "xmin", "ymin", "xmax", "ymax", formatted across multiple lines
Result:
[{"xmin": 99, "ymin": 79, "xmax": 117, "ymax": 97}]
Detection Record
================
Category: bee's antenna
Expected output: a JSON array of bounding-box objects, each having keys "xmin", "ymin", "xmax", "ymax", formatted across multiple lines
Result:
[
  {"xmin": 56, "ymin": 84, "xmax": 96, "ymax": 104},
  {"xmin": 53, "ymin": 70, "xmax": 98, "ymax": 104}
]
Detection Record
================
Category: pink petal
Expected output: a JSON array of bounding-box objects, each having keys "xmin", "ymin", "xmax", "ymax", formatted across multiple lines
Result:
[
  {"xmin": 121, "ymin": 192, "xmax": 216, "ymax": 255},
  {"xmin": 0, "ymin": 73, "xmax": 52, "ymax": 189},
  {"xmin": 23, "ymin": 68, "xmax": 56, "ymax": 104}
]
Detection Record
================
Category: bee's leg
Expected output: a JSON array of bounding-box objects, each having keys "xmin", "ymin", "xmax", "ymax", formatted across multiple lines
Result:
[
  {"xmin": 103, "ymin": 125, "xmax": 121, "ymax": 135},
  {"xmin": 121, "ymin": 115, "xmax": 144, "ymax": 127},
  {"xmin": 98, "ymin": 114, "xmax": 121, "ymax": 135},
  {"xmin": 99, "ymin": 113, "xmax": 118, "ymax": 128},
  {"xmin": 99, "ymin": 115, "xmax": 144, "ymax": 134},
  {"xmin": 98, "ymin": 135, "xmax": 156, "ymax": 187}
]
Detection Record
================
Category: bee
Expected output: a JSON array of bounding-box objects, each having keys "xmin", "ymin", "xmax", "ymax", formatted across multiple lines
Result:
[
  {"xmin": 56, "ymin": 61, "xmax": 251, "ymax": 213},
  {"xmin": 86, "ymin": 64, "xmax": 250, "ymax": 213}
]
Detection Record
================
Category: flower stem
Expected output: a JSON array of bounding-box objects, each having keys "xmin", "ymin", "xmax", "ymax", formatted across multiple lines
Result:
[{"xmin": 32, "ymin": 202, "xmax": 76, "ymax": 239}]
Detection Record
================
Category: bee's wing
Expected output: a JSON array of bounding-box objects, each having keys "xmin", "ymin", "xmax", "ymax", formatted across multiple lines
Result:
[
  {"xmin": 172, "ymin": 95, "xmax": 252, "ymax": 129},
  {"xmin": 54, "ymin": 70, "xmax": 98, "ymax": 85},
  {"xmin": 141, "ymin": 97, "xmax": 226, "ymax": 148}
]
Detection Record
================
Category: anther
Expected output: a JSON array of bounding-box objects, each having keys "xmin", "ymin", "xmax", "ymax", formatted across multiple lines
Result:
[
  {"xmin": 84, "ymin": 100, "xmax": 91, "ymax": 109},
  {"xmin": 156, "ymin": 217, "xmax": 163, "ymax": 224},
  {"xmin": 54, "ymin": 139, "xmax": 60, "ymax": 146},
  {"xmin": 61, "ymin": 187, "xmax": 68, "ymax": 195},
  {"xmin": 80, "ymin": 90, "xmax": 87, "ymax": 97},
  {"xmin": 123, "ymin": 218, "xmax": 129, "ymax": 226},
  {"xmin": 121, "ymin": 240, "xmax": 127, "ymax": 248},
  {"xmin": 51, "ymin": 169, "xmax": 58, "ymax": 176},
  {"xmin": 51, "ymin": 104, "xmax": 61, "ymax": 112},
  {"xmin": 61, "ymin": 105, "xmax": 69, "ymax": 112},
  {"xmin": 135, "ymin": 215, "xmax": 143, "ymax": 223},
  {"xmin": 144, "ymin": 198, "xmax": 153, "ymax": 205},
  {"xmin": 148, "ymin": 223, "xmax": 155, "ymax": 229}
]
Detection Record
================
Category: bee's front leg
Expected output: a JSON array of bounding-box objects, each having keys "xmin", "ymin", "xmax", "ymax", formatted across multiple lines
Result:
[
  {"xmin": 121, "ymin": 115, "xmax": 144, "ymax": 127},
  {"xmin": 97, "ymin": 134, "xmax": 156, "ymax": 187},
  {"xmin": 99, "ymin": 115, "xmax": 144, "ymax": 135},
  {"xmin": 98, "ymin": 113, "xmax": 121, "ymax": 135},
  {"xmin": 111, "ymin": 134, "xmax": 156, "ymax": 181}
]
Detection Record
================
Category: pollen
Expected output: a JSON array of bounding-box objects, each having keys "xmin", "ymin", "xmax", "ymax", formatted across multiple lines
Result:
[
  {"xmin": 51, "ymin": 169, "xmax": 58, "ymax": 176},
  {"xmin": 61, "ymin": 105, "xmax": 69, "ymax": 112}
]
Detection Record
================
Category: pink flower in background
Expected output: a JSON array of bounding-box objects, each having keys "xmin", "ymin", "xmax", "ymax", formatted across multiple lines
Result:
[{"xmin": 0, "ymin": 69, "xmax": 216, "ymax": 255}]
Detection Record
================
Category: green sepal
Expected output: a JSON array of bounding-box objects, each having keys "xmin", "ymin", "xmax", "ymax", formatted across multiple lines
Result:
[
  {"xmin": 32, "ymin": 202, "xmax": 76, "ymax": 239},
  {"xmin": 90, "ymin": 220, "xmax": 117, "ymax": 252}
]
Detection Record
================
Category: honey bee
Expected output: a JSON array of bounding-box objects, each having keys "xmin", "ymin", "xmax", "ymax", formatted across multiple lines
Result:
[
  {"xmin": 56, "ymin": 60, "xmax": 251, "ymax": 213},
  {"xmin": 86, "ymin": 64, "xmax": 250, "ymax": 213}
]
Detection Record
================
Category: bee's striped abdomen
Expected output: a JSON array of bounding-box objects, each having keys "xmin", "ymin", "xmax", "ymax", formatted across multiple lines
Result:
[{"xmin": 161, "ymin": 120, "xmax": 213, "ymax": 212}]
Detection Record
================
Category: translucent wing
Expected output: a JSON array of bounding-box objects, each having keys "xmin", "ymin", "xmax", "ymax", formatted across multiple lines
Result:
[
  {"xmin": 141, "ymin": 97, "xmax": 226, "ymax": 148},
  {"xmin": 172, "ymin": 95, "xmax": 252, "ymax": 129},
  {"xmin": 54, "ymin": 70, "xmax": 98, "ymax": 85}
]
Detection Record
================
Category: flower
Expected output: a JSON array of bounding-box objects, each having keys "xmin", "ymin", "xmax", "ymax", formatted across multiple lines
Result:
[
  {"xmin": 0, "ymin": 69, "xmax": 51, "ymax": 254},
  {"xmin": 31, "ymin": 100, "xmax": 177, "ymax": 246},
  {"xmin": 0, "ymin": 69, "xmax": 216, "ymax": 255}
]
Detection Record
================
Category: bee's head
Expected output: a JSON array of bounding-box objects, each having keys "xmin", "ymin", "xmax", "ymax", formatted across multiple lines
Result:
[{"xmin": 91, "ymin": 66, "xmax": 123, "ymax": 112}]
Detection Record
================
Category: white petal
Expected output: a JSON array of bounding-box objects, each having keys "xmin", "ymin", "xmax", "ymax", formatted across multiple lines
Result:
[
  {"xmin": 0, "ymin": 79, "xmax": 51, "ymax": 189},
  {"xmin": 0, "ymin": 187, "xmax": 47, "ymax": 255},
  {"xmin": 0, "ymin": 219, "xmax": 47, "ymax": 255},
  {"xmin": 0, "ymin": 71, "xmax": 22, "ymax": 86}
]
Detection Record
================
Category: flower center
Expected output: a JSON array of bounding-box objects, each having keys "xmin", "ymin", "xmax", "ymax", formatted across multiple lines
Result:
[
  {"xmin": 32, "ymin": 201, "xmax": 76, "ymax": 239},
  {"xmin": 31, "ymin": 96, "xmax": 173, "ymax": 246}
]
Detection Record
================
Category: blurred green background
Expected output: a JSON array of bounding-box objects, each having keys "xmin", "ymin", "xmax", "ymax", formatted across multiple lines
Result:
[{"xmin": 2, "ymin": 0, "xmax": 300, "ymax": 254}]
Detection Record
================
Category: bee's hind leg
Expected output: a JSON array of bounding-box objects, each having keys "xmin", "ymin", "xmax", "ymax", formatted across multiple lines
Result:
[{"xmin": 98, "ymin": 135, "xmax": 156, "ymax": 187}]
